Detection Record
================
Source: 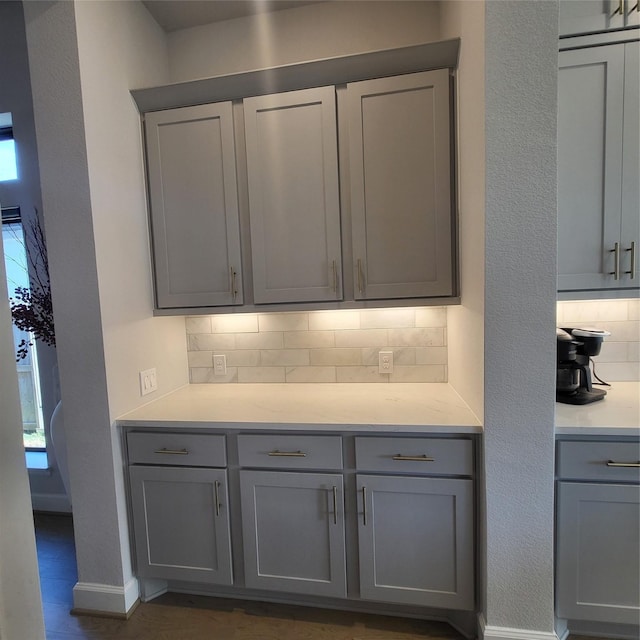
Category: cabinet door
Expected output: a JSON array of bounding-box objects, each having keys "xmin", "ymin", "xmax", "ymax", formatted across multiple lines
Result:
[
  {"xmin": 244, "ymin": 87, "xmax": 343, "ymax": 304},
  {"xmin": 240, "ymin": 470, "xmax": 346, "ymax": 597},
  {"xmin": 558, "ymin": 0, "xmax": 631, "ymax": 36},
  {"xmin": 129, "ymin": 466, "xmax": 233, "ymax": 585},
  {"xmin": 556, "ymin": 481, "xmax": 640, "ymax": 625},
  {"xmin": 347, "ymin": 70, "xmax": 453, "ymax": 300},
  {"xmin": 558, "ymin": 45, "xmax": 626, "ymax": 291},
  {"xmin": 357, "ymin": 474, "xmax": 474, "ymax": 610},
  {"xmin": 145, "ymin": 103, "xmax": 243, "ymax": 308}
]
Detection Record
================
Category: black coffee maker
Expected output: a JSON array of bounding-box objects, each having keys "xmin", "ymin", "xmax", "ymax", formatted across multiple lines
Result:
[{"xmin": 556, "ymin": 327, "xmax": 611, "ymax": 405}]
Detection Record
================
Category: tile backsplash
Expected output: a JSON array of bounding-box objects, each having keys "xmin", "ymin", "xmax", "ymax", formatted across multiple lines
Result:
[
  {"xmin": 187, "ymin": 308, "xmax": 448, "ymax": 384},
  {"xmin": 557, "ymin": 299, "xmax": 640, "ymax": 381}
]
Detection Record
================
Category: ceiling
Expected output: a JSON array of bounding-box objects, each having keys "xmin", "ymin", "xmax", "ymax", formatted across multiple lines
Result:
[{"xmin": 142, "ymin": 1, "xmax": 325, "ymax": 32}]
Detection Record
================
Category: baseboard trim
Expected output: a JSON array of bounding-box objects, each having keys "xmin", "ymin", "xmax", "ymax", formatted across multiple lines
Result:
[
  {"xmin": 479, "ymin": 614, "xmax": 561, "ymax": 640},
  {"xmin": 72, "ymin": 577, "xmax": 139, "ymax": 616}
]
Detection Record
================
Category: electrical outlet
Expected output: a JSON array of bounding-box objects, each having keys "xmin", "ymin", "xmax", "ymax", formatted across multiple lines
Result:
[
  {"xmin": 378, "ymin": 351, "xmax": 394, "ymax": 374},
  {"xmin": 139, "ymin": 368, "xmax": 158, "ymax": 396},
  {"xmin": 213, "ymin": 354, "xmax": 227, "ymax": 376}
]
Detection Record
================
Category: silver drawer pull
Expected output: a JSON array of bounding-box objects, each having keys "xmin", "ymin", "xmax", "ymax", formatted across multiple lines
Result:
[
  {"xmin": 214, "ymin": 480, "xmax": 221, "ymax": 517},
  {"xmin": 154, "ymin": 448, "xmax": 189, "ymax": 455},
  {"xmin": 392, "ymin": 454, "xmax": 435, "ymax": 462},
  {"xmin": 268, "ymin": 450, "xmax": 307, "ymax": 457},
  {"xmin": 606, "ymin": 460, "xmax": 640, "ymax": 468}
]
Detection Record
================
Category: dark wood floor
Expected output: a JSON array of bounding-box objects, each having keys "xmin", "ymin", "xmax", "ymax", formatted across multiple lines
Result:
[{"xmin": 34, "ymin": 513, "xmax": 465, "ymax": 640}]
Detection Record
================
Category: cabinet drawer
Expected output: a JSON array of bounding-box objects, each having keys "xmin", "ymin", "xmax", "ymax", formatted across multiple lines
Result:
[
  {"xmin": 557, "ymin": 441, "xmax": 640, "ymax": 482},
  {"xmin": 355, "ymin": 437, "xmax": 473, "ymax": 476},
  {"xmin": 127, "ymin": 432, "xmax": 226, "ymax": 467},
  {"xmin": 238, "ymin": 435, "xmax": 342, "ymax": 470}
]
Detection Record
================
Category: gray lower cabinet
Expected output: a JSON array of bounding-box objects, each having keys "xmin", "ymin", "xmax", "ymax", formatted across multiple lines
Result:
[
  {"xmin": 129, "ymin": 465, "xmax": 233, "ymax": 585},
  {"xmin": 558, "ymin": 41, "xmax": 639, "ymax": 294},
  {"xmin": 239, "ymin": 470, "xmax": 347, "ymax": 598},
  {"xmin": 357, "ymin": 474, "xmax": 473, "ymax": 610},
  {"xmin": 347, "ymin": 70, "xmax": 454, "ymax": 300},
  {"xmin": 144, "ymin": 102, "xmax": 243, "ymax": 309},
  {"xmin": 555, "ymin": 439, "xmax": 640, "ymax": 626}
]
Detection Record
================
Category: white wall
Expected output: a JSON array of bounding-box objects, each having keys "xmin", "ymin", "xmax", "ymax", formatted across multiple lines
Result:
[
  {"xmin": 23, "ymin": 0, "xmax": 186, "ymax": 614},
  {"xmin": 167, "ymin": 1, "xmax": 441, "ymax": 82},
  {"xmin": 483, "ymin": 1, "xmax": 558, "ymax": 636},
  {"xmin": 439, "ymin": 1, "xmax": 485, "ymax": 421},
  {"xmin": 0, "ymin": 218, "xmax": 45, "ymax": 639}
]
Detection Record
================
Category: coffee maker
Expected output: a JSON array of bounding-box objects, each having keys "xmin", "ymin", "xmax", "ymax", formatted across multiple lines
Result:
[{"xmin": 556, "ymin": 327, "xmax": 611, "ymax": 405}]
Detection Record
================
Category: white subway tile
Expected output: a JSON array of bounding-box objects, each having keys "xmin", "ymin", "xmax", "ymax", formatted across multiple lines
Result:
[
  {"xmin": 188, "ymin": 334, "xmax": 236, "ymax": 351},
  {"xmin": 309, "ymin": 310, "xmax": 360, "ymax": 330},
  {"xmin": 284, "ymin": 331, "xmax": 335, "ymax": 349},
  {"xmin": 628, "ymin": 341, "xmax": 640, "ymax": 362},
  {"xmin": 415, "ymin": 307, "xmax": 447, "ymax": 327},
  {"xmin": 236, "ymin": 332, "xmax": 284, "ymax": 350},
  {"xmin": 595, "ymin": 363, "xmax": 640, "ymax": 382},
  {"xmin": 190, "ymin": 368, "xmax": 214, "ymax": 383},
  {"xmin": 334, "ymin": 329, "xmax": 388, "ymax": 348},
  {"xmin": 186, "ymin": 317, "xmax": 211, "ymax": 334},
  {"xmin": 226, "ymin": 350, "xmax": 260, "ymax": 367},
  {"xmin": 188, "ymin": 351, "xmax": 214, "ymax": 367},
  {"xmin": 360, "ymin": 308, "xmax": 415, "ymax": 329},
  {"xmin": 389, "ymin": 365, "xmax": 446, "ymax": 383},
  {"xmin": 415, "ymin": 346, "xmax": 448, "ymax": 365},
  {"xmin": 238, "ymin": 367, "xmax": 286, "ymax": 383},
  {"xmin": 388, "ymin": 327, "xmax": 445, "ymax": 347},
  {"xmin": 560, "ymin": 300, "xmax": 628, "ymax": 323},
  {"xmin": 261, "ymin": 349, "xmax": 310, "ymax": 366},
  {"xmin": 595, "ymin": 342, "xmax": 630, "ymax": 363},
  {"xmin": 258, "ymin": 313, "xmax": 309, "ymax": 332},
  {"xmin": 286, "ymin": 367, "xmax": 336, "ymax": 383},
  {"xmin": 628, "ymin": 299, "xmax": 639, "ymax": 321},
  {"xmin": 211, "ymin": 314, "xmax": 258, "ymax": 333},
  {"xmin": 336, "ymin": 366, "xmax": 388, "ymax": 383},
  {"xmin": 310, "ymin": 348, "xmax": 362, "ymax": 366}
]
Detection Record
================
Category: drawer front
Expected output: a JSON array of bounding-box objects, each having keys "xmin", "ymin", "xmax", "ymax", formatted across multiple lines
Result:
[
  {"xmin": 355, "ymin": 437, "xmax": 473, "ymax": 476},
  {"xmin": 238, "ymin": 435, "xmax": 342, "ymax": 470},
  {"xmin": 127, "ymin": 432, "xmax": 226, "ymax": 467},
  {"xmin": 557, "ymin": 441, "xmax": 640, "ymax": 482}
]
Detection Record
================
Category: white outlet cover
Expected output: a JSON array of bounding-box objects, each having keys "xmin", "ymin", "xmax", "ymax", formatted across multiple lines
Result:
[
  {"xmin": 378, "ymin": 351, "xmax": 394, "ymax": 374},
  {"xmin": 213, "ymin": 354, "xmax": 227, "ymax": 376},
  {"xmin": 140, "ymin": 368, "xmax": 158, "ymax": 396}
]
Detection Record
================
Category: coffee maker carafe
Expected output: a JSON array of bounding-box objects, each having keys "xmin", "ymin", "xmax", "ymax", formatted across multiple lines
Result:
[{"xmin": 556, "ymin": 327, "xmax": 610, "ymax": 405}]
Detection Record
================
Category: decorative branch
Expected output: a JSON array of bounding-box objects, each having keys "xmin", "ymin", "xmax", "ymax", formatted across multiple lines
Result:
[{"xmin": 8, "ymin": 211, "xmax": 56, "ymax": 361}]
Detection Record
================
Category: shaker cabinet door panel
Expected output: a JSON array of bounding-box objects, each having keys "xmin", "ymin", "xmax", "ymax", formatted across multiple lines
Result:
[
  {"xmin": 357, "ymin": 474, "xmax": 474, "ymax": 610},
  {"xmin": 145, "ymin": 103, "xmax": 243, "ymax": 308},
  {"xmin": 129, "ymin": 466, "xmax": 233, "ymax": 585},
  {"xmin": 240, "ymin": 470, "xmax": 346, "ymax": 597},
  {"xmin": 556, "ymin": 481, "xmax": 640, "ymax": 625},
  {"xmin": 244, "ymin": 87, "xmax": 343, "ymax": 304},
  {"xmin": 347, "ymin": 70, "xmax": 454, "ymax": 300}
]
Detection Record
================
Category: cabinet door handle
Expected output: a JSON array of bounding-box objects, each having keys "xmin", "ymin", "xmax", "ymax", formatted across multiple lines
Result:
[
  {"xmin": 607, "ymin": 460, "xmax": 640, "ymax": 468},
  {"xmin": 392, "ymin": 454, "xmax": 435, "ymax": 462},
  {"xmin": 609, "ymin": 242, "xmax": 620, "ymax": 280},
  {"xmin": 625, "ymin": 241, "xmax": 636, "ymax": 279},
  {"xmin": 154, "ymin": 448, "xmax": 189, "ymax": 455},
  {"xmin": 267, "ymin": 450, "xmax": 307, "ymax": 457},
  {"xmin": 332, "ymin": 260, "xmax": 338, "ymax": 294},
  {"xmin": 214, "ymin": 480, "xmax": 221, "ymax": 517},
  {"xmin": 230, "ymin": 266, "xmax": 238, "ymax": 301},
  {"xmin": 357, "ymin": 258, "xmax": 364, "ymax": 294},
  {"xmin": 631, "ymin": 1, "xmax": 639, "ymax": 12},
  {"xmin": 612, "ymin": 0, "xmax": 623, "ymax": 15},
  {"xmin": 332, "ymin": 486, "xmax": 338, "ymax": 525},
  {"xmin": 361, "ymin": 486, "xmax": 367, "ymax": 526}
]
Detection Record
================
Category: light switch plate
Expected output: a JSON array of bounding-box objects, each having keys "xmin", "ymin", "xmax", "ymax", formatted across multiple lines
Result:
[{"xmin": 139, "ymin": 368, "xmax": 158, "ymax": 396}]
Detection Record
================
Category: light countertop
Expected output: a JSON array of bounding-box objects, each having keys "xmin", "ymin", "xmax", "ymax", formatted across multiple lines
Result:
[
  {"xmin": 117, "ymin": 383, "xmax": 482, "ymax": 433},
  {"xmin": 555, "ymin": 381, "xmax": 640, "ymax": 437}
]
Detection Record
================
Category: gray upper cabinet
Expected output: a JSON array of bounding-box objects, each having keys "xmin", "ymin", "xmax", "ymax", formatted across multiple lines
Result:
[
  {"xmin": 244, "ymin": 87, "xmax": 343, "ymax": 304},
  {"xmin": 559, "ymin": 0, "xmax": 640, "ymax": 37},
  {"xmin": 145, "ymin": 103, "xmax": 243, "ymax": 308},
  {"xmin": 557, "ymin": 42, "xmax": 639, "ymax": 294},
  {"xmin": 347, "ymin": 70, "xmax": 454, "ymax": 300}
]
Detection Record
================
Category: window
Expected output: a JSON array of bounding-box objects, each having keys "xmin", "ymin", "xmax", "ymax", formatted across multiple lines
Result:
[
  {"xmin": 2, "ymin": 208, "xmax": 46, "ymax": 449},
  {"xmin": 0, "ymin": 113, "xmax": 18, "ymax": 182}
]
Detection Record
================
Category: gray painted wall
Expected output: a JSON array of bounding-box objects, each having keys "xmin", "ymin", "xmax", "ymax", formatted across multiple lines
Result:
[{"xmin": 483, "ymin": 0, "xmax": 558, "ymax": 634}]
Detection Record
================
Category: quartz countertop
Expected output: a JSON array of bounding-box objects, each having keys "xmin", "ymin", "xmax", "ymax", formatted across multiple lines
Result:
[
  {"xmin": 555, "ymin": 381, "xmax": 640, "ymax": 437},
  {"xmin": 116, "ymin": 383, "xmax": 482, "ymax": 433}
]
